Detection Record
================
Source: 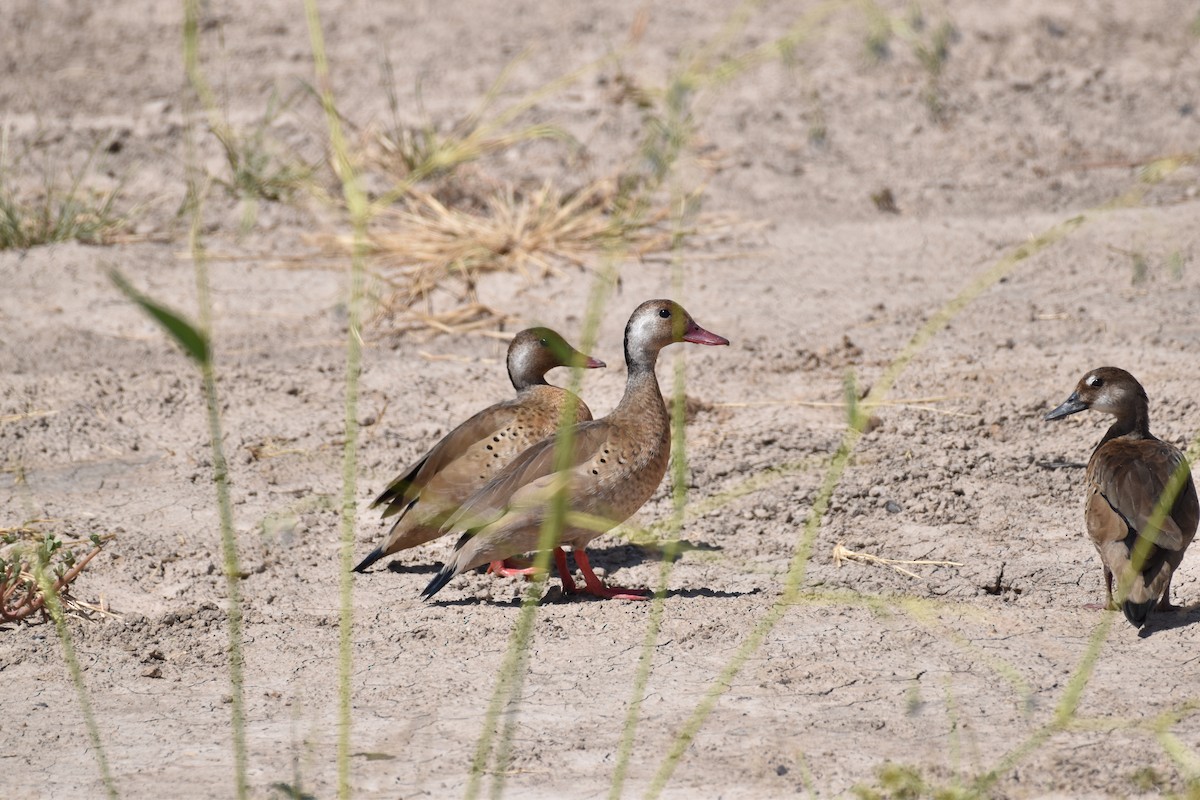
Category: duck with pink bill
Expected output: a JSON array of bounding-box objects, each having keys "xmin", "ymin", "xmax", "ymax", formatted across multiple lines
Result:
[{"xmin": 422, "ymin": 299, "xmax": 730, "ymax": 601}]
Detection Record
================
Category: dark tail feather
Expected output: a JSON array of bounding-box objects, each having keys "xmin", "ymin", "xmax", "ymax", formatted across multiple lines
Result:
[
  {"xmin": 1122, "ymin": 598, "xmax": 1154, "ymax": 628},
  {"xmin": 372, "ymin": 457, "xmax": 429, "ymax": 513},
  {"xmin": 353, "ymin": 547, "xmax": 386, "ymax": 574},
  {"xmin": 376, "ymin": 494, "xmax": 419, "ymax": 522},
  {"xmin": 371, "ymin": 484, "xmax": 403, "ymax": 512},
  {"xmin": 422, "ymin": 563, "xmax": 456, "ymax": 600}
]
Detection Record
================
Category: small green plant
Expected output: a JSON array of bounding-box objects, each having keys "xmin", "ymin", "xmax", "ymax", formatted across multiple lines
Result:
[
  {"xmin": 806, "ymin": 89, "xmax": 829, "ymax": 146},
  {"xmin": 853, "ymin": 762, "xmax": 971, "ymax": 800},
  {"xmin": 29, "ymin": 538, "xmax": 120, "ymax": 798},
  {"xmin": 864, "ymin": 5, "xmax": 893, "ymax": 62},
  {"xmin": 0, "ymin": 125, "xmax": 133, "ymax": 249},
  {"xmin": 212, "ymin": 90, "xmax": 315, "ymax": 206},
  {"xmin": 1132, "ymin": 251, "xmax": 1150, "ymax": 284},
  {"xmin": 1168, "ymin": 250, "xmax": 1186, "ymax": 279},
  {"xmin": 182, "ymin": 6, "xmax": 311, "ymax": 226},
  {"xmin": 0, "ymin": 523, "xmax": 111, "ymax": 623},
  {"xmin": 0, "ymin": 157, "xmax": 129, "ymax": 250},
  {"xmin": 0, "ymin": 181, "xmax": 127, "ymax": 249},
  {"xmin": 374, "ymin": 104, "xmax": 566, "ymax": 188}
]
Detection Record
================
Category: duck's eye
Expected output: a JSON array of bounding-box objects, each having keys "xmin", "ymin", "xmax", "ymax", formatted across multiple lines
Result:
[
  {"xmin": 658, "ymin": 308, "xmax": 671, "ymax": 318},
  {"xmin": 1086, "ymin": 375, "xmax": 1103, "ymax": 388},
  {"xmin": 539, "ymin": 338, "xmax": 548, "ymax": 346}
]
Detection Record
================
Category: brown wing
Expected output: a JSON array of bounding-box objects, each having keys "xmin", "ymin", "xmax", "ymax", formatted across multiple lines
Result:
[
  {"xmin": 440, "ymin": 420, "xmax": 613, "ymax": 536},
  {"xmin": 1087, "ymin": 439, "xmax": 1192, "ymax": 552},
  {"xmin": 371, "ymin": 400, "xmax": 522, "ymax": 519}
]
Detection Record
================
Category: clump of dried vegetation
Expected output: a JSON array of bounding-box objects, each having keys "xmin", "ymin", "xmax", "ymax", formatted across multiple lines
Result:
[
  {"xmin": 356, "ymin": 179, "xmax": 674, "ymax": 332},
  {"xmin": 0, "ymin": 521, "xmax": 112, "ymax": 623}
]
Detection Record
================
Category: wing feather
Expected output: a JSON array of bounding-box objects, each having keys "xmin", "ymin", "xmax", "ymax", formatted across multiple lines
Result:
[
  {"xmin": 442, "ymin": 421, "xmax": 612, "ymax": 536},
  {"xmin": 371, "ymin": 401, "xmax": 521, "ymax": 518},
  {"xmin": 1090, "ymin": 440, "xmax": 1189, "ymax": 551}
]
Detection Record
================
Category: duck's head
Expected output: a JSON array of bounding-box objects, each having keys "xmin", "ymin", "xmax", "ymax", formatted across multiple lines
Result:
[
  {"xmin": 624, "ymin": 299, "xmax": 729, "ymax": 369},
  {"xmin": 1045, "ymin": 366, "xmax": 1147, "ymax": 421},
  {"xmin": 507, "ymin": 327, "xmax": 605, "ymax": 390}
]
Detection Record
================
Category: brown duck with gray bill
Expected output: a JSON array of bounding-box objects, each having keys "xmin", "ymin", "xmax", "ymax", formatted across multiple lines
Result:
[
  {"xmin": 1045, "ymin": 366, "xmax": 1198, "ymax": 628},
  {"xmin": 353, "ymin": 327, "xmax": 604, "ymax": 574},
  {"xmin": 422, "ymin": 299, "xmax": 729, "ymax": 601}
]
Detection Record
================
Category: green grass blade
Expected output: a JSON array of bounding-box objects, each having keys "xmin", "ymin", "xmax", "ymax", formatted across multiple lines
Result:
[
  {"xmin": 466, "ymin": 264, "xmax": 620, "ymax": 800},
  {"xmin": 302, "ymin": 2, "xmax": 370, "ymax": 798},
  {"xmin": 109, "ymin": 270, "xmax": 210, "ymax": 364},
  {"xmin": 179, "ymin": 3, "xmax": 249, "ymax": 795},
  {"xmin": 199, "ymin": 353, "xmax": 251, "ymax": 800}
]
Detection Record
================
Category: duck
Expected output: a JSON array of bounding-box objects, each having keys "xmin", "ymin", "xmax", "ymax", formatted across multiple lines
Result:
[
  {"xmin": 421, "ymin": 299, "xmax": 729, "ymax": 601},
  {"xmin": 353, "ymin": 327, "xmax": 604, "ymax": 574},
  {"xmin": 1045, "ymin": 366, "xmax": 1199, "ymax": 628}
]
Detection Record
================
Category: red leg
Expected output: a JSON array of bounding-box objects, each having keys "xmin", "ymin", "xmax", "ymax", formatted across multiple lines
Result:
[
  {"xmin": 572, "ymin": 550, "xmax": 650, "ymax": 601},
  {"xmin": 554, "ymin": 548, "xmax": 579, "ymax": 594}
]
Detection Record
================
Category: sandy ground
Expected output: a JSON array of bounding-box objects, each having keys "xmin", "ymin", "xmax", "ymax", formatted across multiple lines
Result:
[{"xmin": 4, "ymin": 1, "xmax": 1200, "ymax": 797}]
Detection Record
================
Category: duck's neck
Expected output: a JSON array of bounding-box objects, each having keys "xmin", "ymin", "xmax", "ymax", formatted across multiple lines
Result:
[
  {"xmin": 614, "ymin": 354, "xmax": 666, "ymax": 420},
  {"xmin": 1101, "ymin": 401, "xmax": 1152, "ymax": 444},
  {"xmin": 508, "ymin": 366, "xmax": 548, "ymax": 392}
]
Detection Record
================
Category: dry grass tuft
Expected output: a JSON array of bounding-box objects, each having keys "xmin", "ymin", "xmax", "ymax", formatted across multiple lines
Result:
[
  {"xmin": 1, "ymin": 522, "xmax": 114, "ymax": 623},
  {"xmin": 341, "ymin": 179, "xmax": 674, "ymax": 332}
]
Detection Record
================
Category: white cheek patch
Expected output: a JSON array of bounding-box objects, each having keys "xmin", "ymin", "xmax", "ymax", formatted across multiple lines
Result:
[{"xmin": 630, "ymin": 315, "xmax": 658, "ymax": 345}]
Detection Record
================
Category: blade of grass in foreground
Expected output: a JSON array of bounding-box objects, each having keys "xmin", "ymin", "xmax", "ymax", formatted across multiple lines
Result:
[
  {"xmin": 32, "ymin": 558, "xmax": 119, "ymax": 799},
  {"xmin": 643, "ymin": 151, "xmax": 1196, "ymax": 796},
  {"xmin": 1153, "ymin": 701, "xmax": 1200, "ymax": 781},
  {"xmin": 638, "ymin": 221, "xmax": 1089, "ymax": 796},
  {"xmin": 303, "ymin": 2, "xmax": 371, "ymax": 798},
  {"xmin": 179, "ymin": 2, "xmax": 251, "ymax": 795},
  {"xmin": 112, "ymin": 266, "xmax": 249, "ymax": 799}
]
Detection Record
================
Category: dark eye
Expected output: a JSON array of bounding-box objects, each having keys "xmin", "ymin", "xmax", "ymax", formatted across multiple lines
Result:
[
  {"xmin": 539, "ymin": 338, "xmax": 548, "ymax": 346},
  {"xmin": 658, "ymin": 308, "xmax": 671, "ymax": 318},
  {"xmin": 1086, "ymin": 375, "xmax": 1103, "ymax": 388}
]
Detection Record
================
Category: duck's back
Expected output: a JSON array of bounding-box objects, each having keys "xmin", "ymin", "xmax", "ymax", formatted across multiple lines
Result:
[
  {"xmin": 1086, "ymin": 438, "xmax": 1196, "ymax": 545},
  {"xmin": 420, "ymin": 386, "xmax": 592, "ymax": 504},
  {"xmin": 375, "ymin": 386, "xmax": 592, "ymax": 551},
  {"xmin": 1085, "ymin": 436, "xmax": 1199, "ymax": 603}
]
